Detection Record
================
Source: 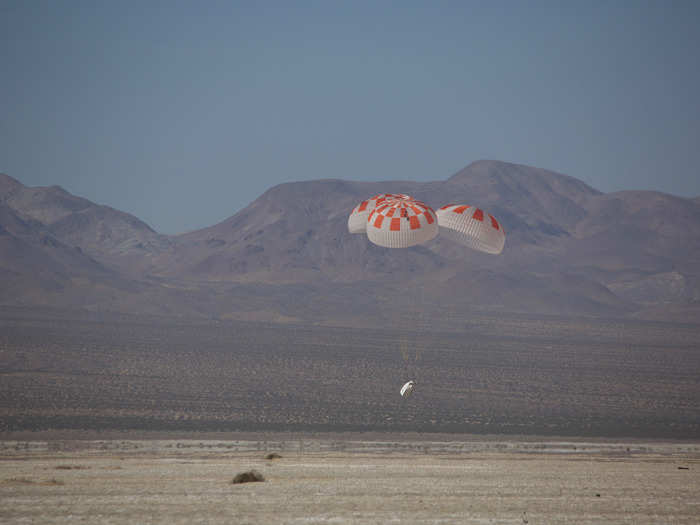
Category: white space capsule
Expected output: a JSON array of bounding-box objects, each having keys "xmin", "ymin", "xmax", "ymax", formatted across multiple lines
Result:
[{"xmin": 400, "ymin": 380, "xmax": 416, "ymax": 397}]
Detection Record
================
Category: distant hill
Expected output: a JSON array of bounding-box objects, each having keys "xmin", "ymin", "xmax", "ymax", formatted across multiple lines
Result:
[
  {"xmin": 0, "ymin": 198, "xmax": 136, "ymax": 310},
  {"xmin": 0, "ymin": 173, "xmax": 172, "ymax": 276},
  {"xmin": 2, "ymin": 161, "xmax": 699, "ymax": 326}
]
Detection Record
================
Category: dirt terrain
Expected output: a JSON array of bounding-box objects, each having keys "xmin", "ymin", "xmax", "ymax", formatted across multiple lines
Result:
[
  {"xmin": 2, "ymin": 310, "xmax": 699, "ymax": 522},
  {"xmin": 1, "ymin": 311, "xmax": 699, "ymax": 438},
  {"xmin": 1, "ymin": 439, "xmax": 699, "ymax": 524}
]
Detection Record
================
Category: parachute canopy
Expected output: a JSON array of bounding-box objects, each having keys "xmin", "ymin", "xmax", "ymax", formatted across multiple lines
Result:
[
  {"xmin": 347, "ymin": 194, "xmax": 414, "ymax": 234},
  {"xmin": 366, "ymin": 197, "xmax": 438, "ymax": 248},
  {"xmin": 400, "ymin": 380, "xmax": 415, "ymax": 397},
  {"xmin": 348, "ymin": 194, "xmax": 505, "ymax": 254},
  {"xmin": 435, "ymin": 204, "xmax": 505, "ymax": 255}
]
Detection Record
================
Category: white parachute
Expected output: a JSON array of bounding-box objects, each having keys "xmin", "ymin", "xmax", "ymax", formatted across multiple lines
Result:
[
  {"xmin": 435, "ymin": 204, "xmax": 505, "ymax": 255},
  {"xmin": 400, "ymin": 380, "xmax": 415, "ymax": 397}
]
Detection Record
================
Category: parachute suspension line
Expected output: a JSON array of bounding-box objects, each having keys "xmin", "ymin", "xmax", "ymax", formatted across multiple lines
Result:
[
  {"xmin": 415, "ymin": 271, "xmax": 427, "ymax": 381},
  {"xmin": 409, "ymin": 278, "xmax": 419, "ymax": 382},
  {"xmin": 400, "ymin": 261, "xmax": 427, "ymax": 383},
  {"xmin": 396, "ymin": 382, "xmax": 409, "ymax": 425}
]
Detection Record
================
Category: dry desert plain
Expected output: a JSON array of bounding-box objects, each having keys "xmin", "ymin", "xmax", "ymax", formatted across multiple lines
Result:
[
  {"xmin": 1, "ymin": 437, "xmax": 700, "ymax": 524},
  {"xmin": 2, "ymin": 310, "xmax": 700, "ymax": 438},
  {"xmin": 2, "ymin": 311, "xmax": 700, "ymax": 522}
]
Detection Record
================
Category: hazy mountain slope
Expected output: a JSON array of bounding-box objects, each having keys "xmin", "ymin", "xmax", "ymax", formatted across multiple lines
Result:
[
  {"xmin": 445, "ymin": 159, "xmax": 602, "ymax": 234},
  {"xmin": 165, "ymin": 161, "xmax": 605, "ymax": 281},
  {"xmin": 571, "ymin": 190, "xmax": 700, "ymax": 269},
  {"xmin": 0, "ymin": 173, "xmax": 94, "ymax": 223},
  {"xmin": 158, "ymin": 179, "xmax": 445, "ymax": 283},
  {"xmin": 0, "ymin": 173, "xmax": 172, "ymax": 275},
  {"xmin": 563, "ymin": 191, "xmax": 700, "ymax": 308},
  {"xmin": 0, "ymin": 201, "xmax": 135, "ymax": 308},
  {"xmin": 163, "ymin": 160, "xmax": 698, "ymax": 323},
  {"xmin": 2, "ymin": 162, "xmax": 698, "ymax": 325},
  {"xmin": 0, "ymin": 191, "xmax": 219, "ymax": 318}
]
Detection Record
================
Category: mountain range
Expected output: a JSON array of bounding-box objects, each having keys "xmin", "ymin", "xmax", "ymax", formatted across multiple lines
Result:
[{"xmin": 2, "ymin": 160, "xmax": 699, "ymax": 327}]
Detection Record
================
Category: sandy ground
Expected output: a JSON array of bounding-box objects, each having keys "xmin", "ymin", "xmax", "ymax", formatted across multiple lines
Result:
[{"xmin": 1, "ymin": 440, "xmax": 699, "ymax": 524}]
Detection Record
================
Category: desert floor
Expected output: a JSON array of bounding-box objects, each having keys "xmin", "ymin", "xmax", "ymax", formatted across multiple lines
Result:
[{"xmin": 1, "ymin": 438, "xmax": 699, "ymax": 524}]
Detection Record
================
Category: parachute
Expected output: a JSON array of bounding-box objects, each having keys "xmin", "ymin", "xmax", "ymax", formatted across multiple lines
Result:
[
  {"xmin": 435, "ymin": 204, "xmax": 505, "ymax": 255},
  {"xmin": 365, "ymin": 196, "xmax": 438, "ymax": 248},
  {"xmin": 347, "ymin": 193, "xmax": 506, "ymax": 399},
  {"xmin": 400, "ymin": 380, "xmax": 415, "ymax": 397},
  {"xmin": 348, "ymin": 195, "xmax": 505, "ymax": 254},
  {"xmin": 347, "ymin": 194, "xmax": 414, "ymax": 234}
]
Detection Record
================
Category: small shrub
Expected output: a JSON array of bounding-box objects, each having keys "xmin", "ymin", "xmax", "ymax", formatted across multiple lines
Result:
[
  {"xmin": 265, "ymin": 453, "xmax": 282, "ymax": 460},
  {"xmin": 232, "ymin": 470, "xmax": 265, "ymax": 484},
  {"xmin": 2, "ymin": 477, "xmax": 35, "ymax": 485},
  {"xmin": 1, "ymin": 477, "xmax": 65, "ymax": 486},
  {"xmin": 40, "ymin": 478, "xmax": 65, "ymax": 486}
]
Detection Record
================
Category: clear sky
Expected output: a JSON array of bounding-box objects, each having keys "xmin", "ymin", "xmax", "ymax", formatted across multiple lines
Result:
[{"xmin": 2, "ymin": 1, "xmax": 699, "ymax": 234}]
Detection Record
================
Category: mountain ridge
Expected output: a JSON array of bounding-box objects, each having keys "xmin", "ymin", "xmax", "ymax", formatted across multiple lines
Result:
[{"xmin": 2, "ymin": 161, "xmax": 699, "ymax": 326}]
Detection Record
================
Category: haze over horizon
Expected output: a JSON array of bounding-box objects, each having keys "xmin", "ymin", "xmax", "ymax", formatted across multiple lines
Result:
[{"xmin": 2, "ymin": 1, "xmax": 699, "ymax": 234}]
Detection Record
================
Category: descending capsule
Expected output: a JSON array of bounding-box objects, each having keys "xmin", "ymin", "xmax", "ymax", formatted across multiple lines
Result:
[
  {"xmin": 435, "ymin": 204, "xmax": 505, "ymax": 254},
  {"xmin": 400, "ymin": 380, "xmax": 415, "ymax": 397}
]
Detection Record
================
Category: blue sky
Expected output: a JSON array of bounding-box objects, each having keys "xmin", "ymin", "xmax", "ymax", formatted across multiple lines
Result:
[{"xmin": 2, "ymin": 1, "xmax": 699, "ymax": 233}]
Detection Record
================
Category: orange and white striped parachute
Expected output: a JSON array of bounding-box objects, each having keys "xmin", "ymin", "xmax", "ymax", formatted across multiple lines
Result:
[
  {"xmin": 347, "ymin": 194, "xmax": 414, "ymax": 234},
  {"xmin": 348, "ymin": 194, "xmax": 505, "ymax": 254},
  {"xmin": 435, "ymin": 204, "xmax": 505, "ymax": 254},
  {"xmin": 365, "ymin": 196, "xmax": 438, "ymax": 248}
]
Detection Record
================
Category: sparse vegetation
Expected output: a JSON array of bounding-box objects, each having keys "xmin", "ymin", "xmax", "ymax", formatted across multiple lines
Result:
[
  {"xmin": 232, "ymin": 470, "xmax": 265, "ymax": 484},
  {"xmin": 2, "ymin": 477, "xmax": 64, "ymax": 486},
  {"xmin": 2, "ymin": 447, "xmax": 699, "ymax": 524},
  {"xmin": 0, "ymin": 312, "xmax": 699, "ymax": 438},
  {"xmin": 2, "ymin": 477, "xmax": 36, "ymax": 485}
]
